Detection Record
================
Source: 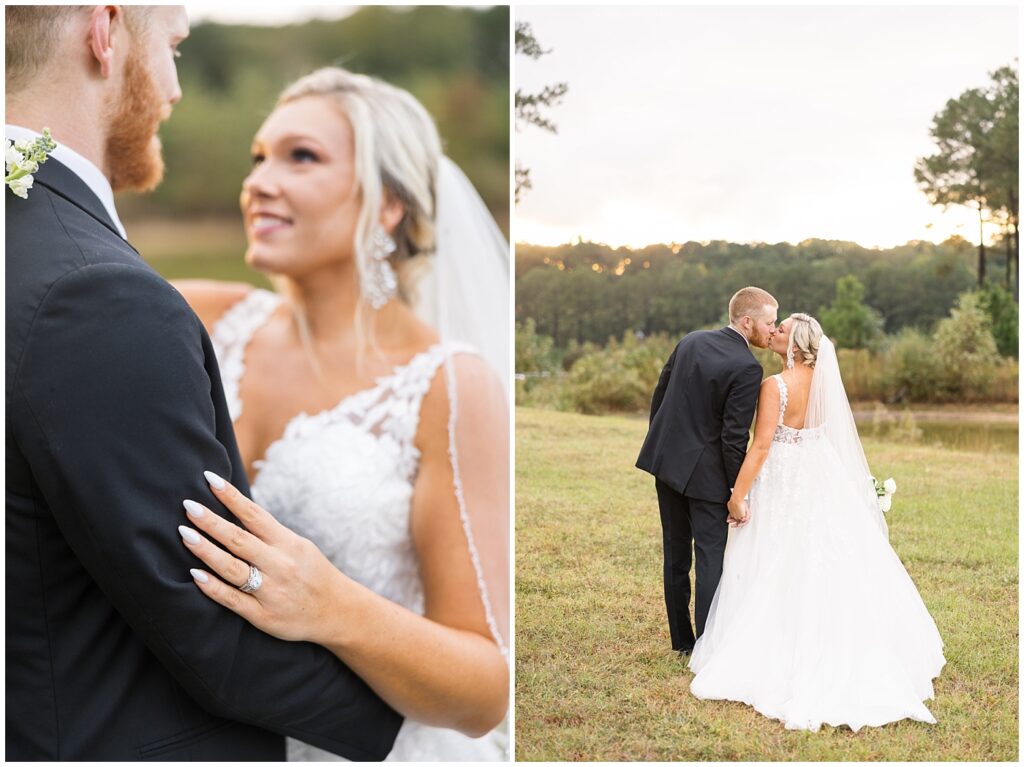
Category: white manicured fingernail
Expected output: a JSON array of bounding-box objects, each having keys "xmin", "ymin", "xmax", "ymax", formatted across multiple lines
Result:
[
  {"xmin": 204, "ymin": 470, "xmax": 225, "ymax": 490},
  {"xmin": 183, "ymin": 499, "xmax": 206, "ymax": 519},
  {"xmin": 178, "ymin": 525, "xmax": 201, "ymax": 545},
  {"xmin": 190, "ymin": 568, "xmax": 209, "ymax": 584}
]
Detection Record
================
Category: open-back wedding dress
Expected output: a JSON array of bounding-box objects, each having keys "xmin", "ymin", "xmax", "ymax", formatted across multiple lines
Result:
[{"xmin": 689, "ymin": 337, "xmax": 945, "ymax": 732}]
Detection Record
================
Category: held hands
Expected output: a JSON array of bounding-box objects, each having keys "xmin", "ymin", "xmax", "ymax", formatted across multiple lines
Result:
[
  {"xmin": 727, "ymin": 495, "xmax": 750, "ymax": 528},
  {"xmin": 178, "ymin": 471, "xmax": 341, "ymax": 644}
]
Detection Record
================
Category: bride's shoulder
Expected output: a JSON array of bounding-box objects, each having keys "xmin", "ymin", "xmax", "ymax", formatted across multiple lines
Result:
[
  {"xmin": 757, "ymin": 375, "xmax": 783, "ymax": 404},
  {"xmin": 171, "ymin": 279, "xmax": 257, "ymax": 332},
  {"xmin": 416, "ymin": 348, "xmax": 505, "ymax": 448},
  {"xmin": 392, "ymin": 302, "xmax": 503, "ymax": 424}
]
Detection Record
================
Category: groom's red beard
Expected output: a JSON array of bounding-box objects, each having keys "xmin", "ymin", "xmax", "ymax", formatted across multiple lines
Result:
[
  {"xmin": 105, "ymin": 49, "xmax": 169, "ymax": 193},
  {"xmin": 748, "ymin": 325, "xmax": 772, "ymax": 348}
]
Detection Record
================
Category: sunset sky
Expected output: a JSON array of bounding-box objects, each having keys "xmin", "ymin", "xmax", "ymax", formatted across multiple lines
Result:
[{"xmin": 515, "ymin": 5, "xmax": 1018, "ymax": 248}]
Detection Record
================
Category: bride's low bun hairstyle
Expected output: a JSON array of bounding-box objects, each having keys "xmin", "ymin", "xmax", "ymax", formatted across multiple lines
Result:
[
  {"xmin": 789, "ymin": 313, "xmax": 823, "ymax": 368},
  {"xmin": 277, "ymin": 67, "xmax": 441, "ymax": 304}
]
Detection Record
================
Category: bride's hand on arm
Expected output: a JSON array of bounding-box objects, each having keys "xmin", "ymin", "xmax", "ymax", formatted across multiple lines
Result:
[
  {"xmin": 728, "ymin": 378, "xmax": 781, "ymax": 524},
  {"xmin": 180, "ymin": 356, "xmax": 509, "ymax": 738},
  {"xmin": 178, "ymin": 475, "xmax": 350, "ymax": 644}
]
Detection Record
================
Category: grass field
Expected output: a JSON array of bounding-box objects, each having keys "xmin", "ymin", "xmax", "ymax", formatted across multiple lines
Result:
[
  {"xmin": 124, "ymin": 216, "xmax": 271, "ymax": 287},
  {"xmin": 514, "ymin": 407, "xmax": 1019, "ymax": 761}
]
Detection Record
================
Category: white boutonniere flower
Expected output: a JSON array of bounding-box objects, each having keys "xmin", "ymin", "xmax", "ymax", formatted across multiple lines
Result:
[
  {"xmin": 5, "ymin": 128, "xmax": 57, "ymax": 199},
  {"xmin": 871, "ymin": 475, "xmax": 897, "ymax": 513},
  {"xmin": 6, "ymin": 143, "xmax": 24, "ymax": 170}
]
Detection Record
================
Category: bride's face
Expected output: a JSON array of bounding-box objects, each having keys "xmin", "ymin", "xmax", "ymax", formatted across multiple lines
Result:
[
  {"xmin": 240, "ymin": 96, "xmax": 361, "ymax": 278},
  {"xmin": 770, "ymin": 318, "xmax": 791, "ymax": 358}
]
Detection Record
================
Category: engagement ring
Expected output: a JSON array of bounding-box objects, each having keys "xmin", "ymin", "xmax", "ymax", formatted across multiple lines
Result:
[{"xmin": 239, "ymin": 564, "xmax": 263, "ymax": 593}]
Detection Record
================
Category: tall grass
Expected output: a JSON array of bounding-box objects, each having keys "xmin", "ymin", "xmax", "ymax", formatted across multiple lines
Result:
[{"xmin": 517, "ymin": 335, "xmax": 1019, "ymax": 413}]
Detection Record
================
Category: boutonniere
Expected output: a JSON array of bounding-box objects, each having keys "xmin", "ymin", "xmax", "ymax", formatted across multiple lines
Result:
[{"xmin": 6, "ymin": 128, "xmax": 57, "ymax": 199}]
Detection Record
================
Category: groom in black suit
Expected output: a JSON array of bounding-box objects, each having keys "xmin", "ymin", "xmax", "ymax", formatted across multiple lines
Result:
[
  {"xmin": 636, "ymin": 287, "xmax": 777, "ymax": 655},
  {"xmin": 6, "ymin": 7, "xmax": 401, "ymax": 760}
]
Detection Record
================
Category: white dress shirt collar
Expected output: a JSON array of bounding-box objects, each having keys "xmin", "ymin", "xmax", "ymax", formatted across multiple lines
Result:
[{"xmin": 5, "ymin": 124, "xmax": 127, "ymax": 239}]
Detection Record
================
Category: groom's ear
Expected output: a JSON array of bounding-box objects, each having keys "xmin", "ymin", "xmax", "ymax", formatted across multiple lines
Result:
[{"xmin": 87, "ymin": 6, "xmax": 121, "ymax": 80}]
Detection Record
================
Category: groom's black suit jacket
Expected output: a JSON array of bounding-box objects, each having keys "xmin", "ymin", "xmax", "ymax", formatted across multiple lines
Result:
[
  {"xmin": 6, "ymin": 159, "xmax": 403, "ymax": 760},
  {"xmin": 636, "ymin": 328, "xmax": 763, "ymax": 502}
]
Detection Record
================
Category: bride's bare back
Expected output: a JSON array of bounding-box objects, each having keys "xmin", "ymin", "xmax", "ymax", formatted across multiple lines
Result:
[{"xmin": 777, "ymin": 365, "xmax": 814, "ymax": 430}]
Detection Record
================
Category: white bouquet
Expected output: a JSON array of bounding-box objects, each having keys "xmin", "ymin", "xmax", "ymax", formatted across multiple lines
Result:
[{"xmin": 871, "ymin": 475, "xmax": 897, "ymax": 513}]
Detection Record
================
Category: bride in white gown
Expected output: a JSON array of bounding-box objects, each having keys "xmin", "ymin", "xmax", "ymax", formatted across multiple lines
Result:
[
  {"xmin": 689, "ymin": 313, "xmax": 945, "ymax": 732},
  {"xmin": 173, "ymin": 67, "xmax": 509, "ymax": 760}
]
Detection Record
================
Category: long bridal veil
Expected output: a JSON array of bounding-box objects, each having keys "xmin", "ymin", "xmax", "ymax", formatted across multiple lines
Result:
[
  {"xmin": 418, "ymin": 157, "xmax": 510, "ymax": 391},
  {"xmin": 413, "ymin": 157, "xmax": 510, "ymax": 660},
  {"xmin": 805, "ymin": 335, "xmax": 888, "ymax": 537}
]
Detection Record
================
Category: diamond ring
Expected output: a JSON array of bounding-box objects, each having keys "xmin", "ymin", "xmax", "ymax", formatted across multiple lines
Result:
[{"xmin": 239, "ymin": 564, "xmax": 263, "ymax": 594}]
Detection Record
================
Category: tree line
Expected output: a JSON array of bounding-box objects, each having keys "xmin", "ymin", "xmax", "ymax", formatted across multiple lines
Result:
[
  {"xmin": 516, "ymin": 237, "xmax": 1009, "ymax": 348},
  {"xmin": 516, "ymin": 281, "xmax": 1018, "ymax": 412},
  {"xmin": 116, "ymin": 6, "xmax": 509, "ymax": 231}
]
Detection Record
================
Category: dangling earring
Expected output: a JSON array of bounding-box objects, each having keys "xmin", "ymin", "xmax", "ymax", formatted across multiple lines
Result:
[
  {"xmin": 786, "ymin": 345, "xmax": 795, "ymax": 370},
  {"xmin": 363, "ymin": 227, "xmax": 397, "ymax": 309}
]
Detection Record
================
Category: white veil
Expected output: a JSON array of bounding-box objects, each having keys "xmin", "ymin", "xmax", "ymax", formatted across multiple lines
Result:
[
  {"xmin": 805, "ymin": 335, "xmax": 888, "ymax": 538},
  {"xmin": 413, "ymin": 156, "xmax": 510, "ymax": 661},
  {"xmin": 414, "ymin": 157, "xmax": 510, "ymax": 391}
]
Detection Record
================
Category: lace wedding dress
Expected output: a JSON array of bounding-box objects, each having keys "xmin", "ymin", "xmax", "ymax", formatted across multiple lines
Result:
[
  {"xmin": 212, "ymin": 289, "xmax": 508, "ymax": 761},
  {"xmin": 689, "ymin": 373, "xmax": 945, "ymax": 732}
]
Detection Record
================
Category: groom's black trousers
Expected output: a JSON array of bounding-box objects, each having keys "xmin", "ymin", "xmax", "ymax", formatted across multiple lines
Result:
[{"xmin": 656, "ymin": 479, "xmax": 729, "ymax": 652}]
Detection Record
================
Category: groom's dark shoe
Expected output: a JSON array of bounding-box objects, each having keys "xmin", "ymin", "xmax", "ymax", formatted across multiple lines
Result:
[{"xmin": 675, "ymin": 647, "xmax": 693, "ymax": 658}]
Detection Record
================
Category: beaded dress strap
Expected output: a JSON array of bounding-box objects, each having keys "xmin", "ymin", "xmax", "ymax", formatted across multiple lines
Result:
[
  {"xmin": 435, "ymin": 343, "xmax": 508, "ymax": 662},
  {"xmin": 383, "ymin": 341, "xmax": 477, "ymax": 465},
  {"xmin": 209, "ymin": 289, "xmax": 281, "ymax": 423},
  {"xmin": 374, "ymin": 341, "xmax": 475, "ymax": 470},
  {"xmin": 773, "ymin": 374, "xmax": 789, "ymax": 426}
]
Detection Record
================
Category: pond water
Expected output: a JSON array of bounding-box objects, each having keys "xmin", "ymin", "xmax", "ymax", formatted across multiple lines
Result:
[{"xmin": 856, "ymin": 414, "xmax": 1018, "ymax": 454}]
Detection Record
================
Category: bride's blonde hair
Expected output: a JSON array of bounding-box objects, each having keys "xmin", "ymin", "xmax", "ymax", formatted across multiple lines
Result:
[
  {"xmin": 277, "ymin": 66, "xmax": 441, "ymax": 305},
  {"xmin": 270, "ymin": 68, "xmax": 442, "ymax": 374},
  {"xmin": 789, "ymin": 313, "xmax": 823, "ymax": 368}
]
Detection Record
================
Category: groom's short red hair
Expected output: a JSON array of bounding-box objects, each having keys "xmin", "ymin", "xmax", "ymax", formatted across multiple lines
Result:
[
  {"xmin": 729, "ymin": 286, "xmax": 778, "ymax": 323},
  {"xmin": 5, "ymin": 6, "xmax": 152, "ymax": 94}
]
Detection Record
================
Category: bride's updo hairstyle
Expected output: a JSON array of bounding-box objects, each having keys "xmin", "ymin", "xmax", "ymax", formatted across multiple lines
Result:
[
  {"xmin": 788, "ymin": 313, "xmax": 823, "ymax": 368},
  {"xmin": 277, "ymin": 66, "xmax": 441, "ymax": 305}
]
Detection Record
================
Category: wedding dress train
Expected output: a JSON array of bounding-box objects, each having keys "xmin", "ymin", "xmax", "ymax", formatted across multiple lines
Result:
[{"xmin": 689, "ymin": 370, "xmax": 945, "ymax": 732}]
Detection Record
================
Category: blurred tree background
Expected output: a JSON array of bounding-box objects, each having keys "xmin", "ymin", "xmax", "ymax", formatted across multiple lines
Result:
[{"xmin": 120, "ymin": 5, "xmax": 509, "ymax": 283}]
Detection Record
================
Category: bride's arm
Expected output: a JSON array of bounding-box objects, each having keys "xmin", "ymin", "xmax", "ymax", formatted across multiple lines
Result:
[
  {"xmin": 170, "ymin": 279, "xmax": 252, "ymax": 332},
  {"xmin": 727, "ymin": 377, "xmax": 781, "ymax": 516},
  {"xmin": 316, "ymin": 355, "xmax": 509, "ymax": 735},
  {"xmin": 178, "ymin": 356, "xmax": 509, "ymax": 738}
]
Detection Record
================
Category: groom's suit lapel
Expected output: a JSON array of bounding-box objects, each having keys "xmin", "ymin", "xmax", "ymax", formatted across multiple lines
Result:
[
  {"xmin": 33, "ymin": 157, "xmax": 141, "ymax": 256},
  {"xmin": 719, "ymin": 326, "xmax": 755, "ymax": 359}
]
